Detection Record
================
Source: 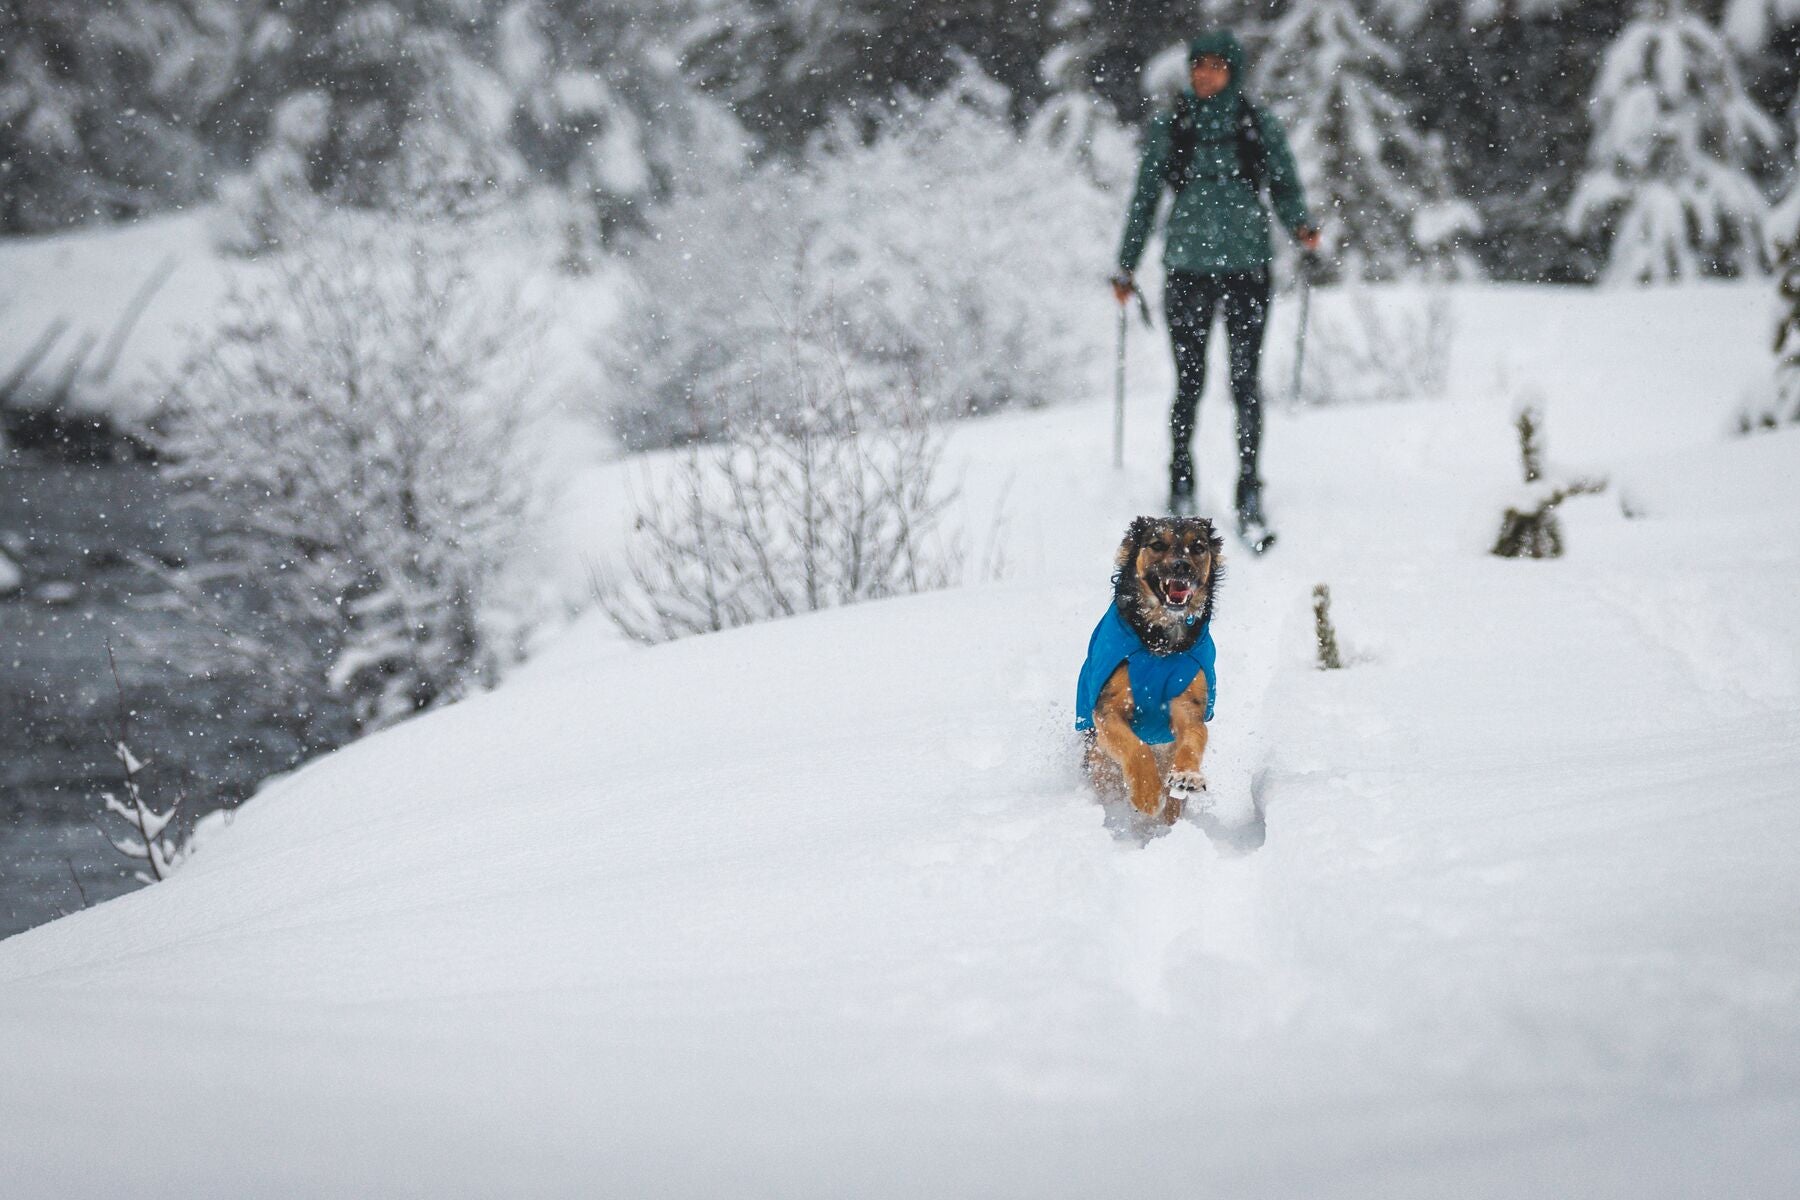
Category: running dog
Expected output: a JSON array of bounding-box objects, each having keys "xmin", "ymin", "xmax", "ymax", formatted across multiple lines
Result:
[{"xmin": 1075, "ymin": 516, "xmax": 1223, "ymax": 823}]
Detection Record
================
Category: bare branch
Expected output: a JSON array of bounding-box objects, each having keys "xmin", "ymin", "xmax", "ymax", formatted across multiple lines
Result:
[
  {"xmin": 89, "ymin": 254, "xmax": 179, "ymax": 385},
  {"xmin": 594, "ymin": 335, "xmax": 966, "ymax": 644},
  {"xmin": 0, "ymin": 318, "xmax": 71, "ymax": 406}
]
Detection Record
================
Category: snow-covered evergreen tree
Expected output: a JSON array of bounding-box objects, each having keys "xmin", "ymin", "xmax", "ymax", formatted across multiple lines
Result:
[
  {"xmin": 1568, "ymin": 0, "xmax": 1780, "ymax": 283},
  {"xmin": 1776, "ymin": 232, "xmax": 1800, "ymax": 423},
  {"xmin": 685, "ymin": 0, "xmax": 1057, "ymax": 148},
  {"xmin": 1027, "ymin": 39, "xmax": 1137, "ymax": 191},
  {"xmin": 1255, "ymin": 0, "xmax": 1481, "ymax": 279},
  {"xmin": 1389, "ymin": 0, "xmax": 1639, "ymax": 280},
  {"xmin": 1723, "ymin": 0, "xmax": 1800, "ymax": 50},
  {"xmin": 497, "ymin": 0, "xmax": 747, "ymax": 242},
  {"xmin": 1773, "ymin": 115, "xmax": 1800, "ymax": 258},
  {"xmin": 0, "ymin": 0, "xmax": 243, "ymax": 231},
  {"xmin": 1411, "ymin": 0, "xmax": 1588, "ymax": 24},
  {"xmin": 212, "ymin": 92, "xmax": 327, "ymax": 256},
  {"xmin": 222, "ymin": 3, "xmax": 526, "ymax": 218},
  {"xmin": 684, "ymin": 0, "xmax": 877, "ymax": 145},
  {"xmin": 1044, "ymin": 0, "xmax": 1265, "ymax": 125},
  {"xmin": 1137, "ymin": 39, "xmax": 1197, "ymax": 107},
  {"xmin": 380, "ymin": 25, "xmax": 524, "ymax": 219}
]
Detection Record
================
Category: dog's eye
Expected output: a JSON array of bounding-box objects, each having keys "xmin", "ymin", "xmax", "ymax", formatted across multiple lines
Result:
[{"xmin": 1148, "ymin": 540, "xmax": 1169, "ymax": 552}]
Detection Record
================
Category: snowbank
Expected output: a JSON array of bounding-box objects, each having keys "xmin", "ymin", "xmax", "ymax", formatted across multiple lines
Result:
[
  {"xmin": 2, "ymin": 278, "xmax": 1798, "ymax": 1197},
  {"xmin": 0, "ymin": 207, "xmax": 621, "ymax": 422}
]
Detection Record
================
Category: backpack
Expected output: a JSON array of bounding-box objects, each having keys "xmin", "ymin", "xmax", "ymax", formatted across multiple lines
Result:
[{"xmin": 1161, "ymin": 93, "xmax": 1268, "ymax": 196}]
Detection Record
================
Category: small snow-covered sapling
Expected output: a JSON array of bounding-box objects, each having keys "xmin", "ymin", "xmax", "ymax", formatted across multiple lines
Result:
[
  {"xmin": 97, "ymin": 643, "xmax": 185, "ymax": 884},
  {"xmin": 1774, "ymin": 238, "xmax": 1800, "ymax": 425},
  {"xmin": 1312, "ymin": 583, "xmax": 1344, "ymax": 670},
  {"xmin": 1492, "ymin": 406, "xmax": 1606, "ymax": 559},
  {"xmin": 1515, "ymin": 407, "xmax": 1544, "ymax": 482}
]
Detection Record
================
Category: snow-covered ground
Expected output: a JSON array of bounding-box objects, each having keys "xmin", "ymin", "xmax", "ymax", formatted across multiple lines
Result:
[{"xmin": 2, "ymin": 260, "xmax": 1798, "ymax": 1196}]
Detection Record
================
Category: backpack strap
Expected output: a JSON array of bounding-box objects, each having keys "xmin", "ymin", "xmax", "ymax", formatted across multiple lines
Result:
[
  {"xmin": 1235, "ymin": 95, "xmax": 1268, "ymax": 192},
  {"xmin": 1161, "ymin": 97, "xmax": 1198, "ymax": 194},
  {"xmin": 1160, "ymin": 93, "xmax": 1269, "ymax": 195}
]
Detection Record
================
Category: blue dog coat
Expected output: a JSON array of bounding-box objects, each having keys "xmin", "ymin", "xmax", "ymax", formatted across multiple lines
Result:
[{"xmin": 1074, "ymin": 604, "xmax": 1217, "ymax": 745}]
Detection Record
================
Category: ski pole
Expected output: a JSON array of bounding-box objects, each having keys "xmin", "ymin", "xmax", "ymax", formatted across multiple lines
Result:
[
  {"xmin": 1113, "ymin": 299, "xmax": 1127, "ymax": 469},
  {"xmin": 1112, "ymin": 284, "xmax": 1153, "ymax": 470},
  {"xmin": 1290, "ymin": 251, "xmax": 1316, "ymax": 406}
]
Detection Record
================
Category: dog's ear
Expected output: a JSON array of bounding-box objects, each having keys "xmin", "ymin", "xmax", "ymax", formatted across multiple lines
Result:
[
  {"xmin": 1199, "ymin": 517, "xmax": 1224, "ymax": 557},
  {"xmin": 1116, "ymin": 516, "xmax": 1156, "ymax": 571},
  {"xmin": 1199, "ymin": 518, "xmax": 1225, "ymax": 597}
]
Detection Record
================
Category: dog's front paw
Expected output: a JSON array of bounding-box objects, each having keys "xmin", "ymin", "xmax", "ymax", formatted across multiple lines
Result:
[{"xmin": 1166, "ymin": 770, "xmax": 1209, "ymax": 809}]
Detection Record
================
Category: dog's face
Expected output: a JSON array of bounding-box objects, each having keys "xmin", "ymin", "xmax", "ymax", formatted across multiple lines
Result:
[{"xmin": 1115, "ymin": 516, "xmax": 1223, "ymax": 636}]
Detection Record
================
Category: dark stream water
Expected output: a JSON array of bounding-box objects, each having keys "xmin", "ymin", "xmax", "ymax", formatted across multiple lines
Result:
[{"xmin": 0, "ymin": 451, "xmax": 315, "ymax": 939}]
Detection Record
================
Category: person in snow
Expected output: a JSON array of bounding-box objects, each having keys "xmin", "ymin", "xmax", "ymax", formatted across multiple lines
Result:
[{"xmin": 1111, "ymin": 31, "xmax": 1320, "ymax": 543}]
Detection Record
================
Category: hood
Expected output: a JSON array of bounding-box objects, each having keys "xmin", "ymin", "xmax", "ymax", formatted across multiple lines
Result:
[{"xmin": 1185, "ymin": 30, "xmax": 1247, "ymax": 108}]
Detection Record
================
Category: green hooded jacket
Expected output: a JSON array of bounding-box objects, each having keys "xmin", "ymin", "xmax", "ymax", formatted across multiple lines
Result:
[{"xmin": 1117, "ymin": 31, "xmax": 1311, "ymax": 276}]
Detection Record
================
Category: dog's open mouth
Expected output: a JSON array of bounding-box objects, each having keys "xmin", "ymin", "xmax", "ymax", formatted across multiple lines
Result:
[{"xmin": 1159, "ymin": 577, "xmax": 1197, "ymax": 608}]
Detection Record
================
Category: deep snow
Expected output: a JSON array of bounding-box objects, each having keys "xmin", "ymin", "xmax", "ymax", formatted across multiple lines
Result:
[{"xmin": 2, "ymin": 251, "xmax": 1798, "ymax": 1196}]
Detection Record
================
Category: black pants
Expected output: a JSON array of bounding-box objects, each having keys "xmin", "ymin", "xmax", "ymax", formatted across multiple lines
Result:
[{"xmin": 1164, "ymin": 268, "xmax": 1270, "ymax": 504}]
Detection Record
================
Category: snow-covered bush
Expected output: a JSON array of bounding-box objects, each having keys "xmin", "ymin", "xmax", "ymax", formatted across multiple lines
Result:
[
  {"xmin": 608, "ymin": 62, "xmax": 1117, "ymax": 450},
  {"xmin": 1284, "ymin": 284, "xmax": 1455, "ymax": 406},
  {"xmin": 597, "ymin": 351, "xmax": 962, "ymax": 643},
  {"xmin": 1568, "ymin": 0, "xmax": 1780, "ymax": 284},
  {"xmin": 1255, "ymin": 0, "xmax": 1482, "ymax": 280},
  {"xmin": 158, "ymin": 218, "xmax": 542, "ymax": 735}
]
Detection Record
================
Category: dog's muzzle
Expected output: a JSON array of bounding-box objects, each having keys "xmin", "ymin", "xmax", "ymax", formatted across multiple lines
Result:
[{"xmin": 1159, "ymin": 576, "xmax": 1197, "ymax": 607}]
